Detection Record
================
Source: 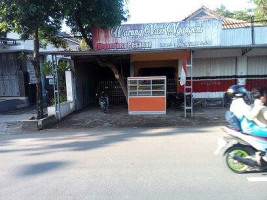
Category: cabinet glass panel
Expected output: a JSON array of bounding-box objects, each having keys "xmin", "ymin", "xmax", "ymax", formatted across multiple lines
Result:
[
  {"xmin": 128, "ymin": 78, "xmax": 166, "ymax": 97},
  {"xmin": 138, "ymin": 91, "xmax": 151, "ymax": 96},
  {"xmin": 129, "ymin": 86, "xmax": 137, "ymax": 90},
  {"xmin": 129, "ymin": 91, "xmax": 137, "ymax": 96},
  {"xmin": 138, "ymin": 80, "xmax": 151, "ymax": 85},
  {"xmin": 138, "ymin": 85, "xmax": 151, "ymax": 90},
  {"xmin": 152, "ymin": 79, "xmax": 164, "ymax": 84},
  {"xmin": 152, "ymin": 91, "xmax": 165, "ymax": 96},
  {"xmin": 152, "ymin": 85, "xmax": 164, "ymax": 90},
  {"xmin": 129, "ymin": 80, "xmax": 137, "ymax": 85}
]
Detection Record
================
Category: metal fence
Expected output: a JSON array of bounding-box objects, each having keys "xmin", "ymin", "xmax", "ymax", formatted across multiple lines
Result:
[{"xmin": 98, "ymin": 80, "xmax": 126, "ymax": 105}]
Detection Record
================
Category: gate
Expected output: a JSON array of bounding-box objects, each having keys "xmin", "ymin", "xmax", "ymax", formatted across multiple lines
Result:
[
  {"xmin": 98, "ymin": 80, "xmax": 126, "ymax": 105},
  {"xmin": 0, "ymin": 53, "xmax": 20, "ymax": 96}
]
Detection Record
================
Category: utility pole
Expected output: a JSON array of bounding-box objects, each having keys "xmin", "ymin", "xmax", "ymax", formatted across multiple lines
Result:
[{"xmin": 251, "ymin": 16, "xmax": 255, "ymax": 45}]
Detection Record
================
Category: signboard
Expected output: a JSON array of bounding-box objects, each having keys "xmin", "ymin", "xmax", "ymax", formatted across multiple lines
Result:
[{"xmin": 92, "ymin": 19, "xmax": 222, "ymax": 51}]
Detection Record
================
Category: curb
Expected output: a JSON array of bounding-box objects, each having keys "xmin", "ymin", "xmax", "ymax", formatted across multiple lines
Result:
[{"xmin": 22, "ymin": 115, "xmax": 57, "ymax": 131}]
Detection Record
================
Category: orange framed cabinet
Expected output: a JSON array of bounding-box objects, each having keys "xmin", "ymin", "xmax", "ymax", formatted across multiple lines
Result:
[{"xmin": 128, "ymin": 76, "xmax": 166, "ymax": 114}]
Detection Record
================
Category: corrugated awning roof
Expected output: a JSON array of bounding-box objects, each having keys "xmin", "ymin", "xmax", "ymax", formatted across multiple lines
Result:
[
  {"xmin": 41, "ymin": 45, "xmax": 267, "ymax": 56},
  {"xmin": 42, "ymin": 48, "xmax": 189, "ymax": 56}
]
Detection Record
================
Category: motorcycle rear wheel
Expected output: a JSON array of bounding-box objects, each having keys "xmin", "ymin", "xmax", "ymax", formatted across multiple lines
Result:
[
  {"xmin": 225, "ymin": 145, "xmax": 255, "ymax": 174},
  {"xmin": 104, "ymin": 106, "xmax": 108, "ymax": 113}
]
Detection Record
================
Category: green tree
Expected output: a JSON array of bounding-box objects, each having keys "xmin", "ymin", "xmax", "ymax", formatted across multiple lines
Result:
[
  {"xmin": 216, "ymin": 1, "xmax": 267, "ymax": 23},
  {"xmin": 216, "ymin": 4, "xmax": 251, "ymax": 21},
  {"xmin": 61, "ymin": 0, "xmax": 129, "ymax": 101},
  {"xmin": 0, "ymin": 1, "xmax": 66, "ymax": 119},
  {"xmin": 42, "ymin": 60, "xmax": 69, "ymax": 105},
  {"xmin": 253, "ymin": 0, "xmax": 267, "ymax": 22}
]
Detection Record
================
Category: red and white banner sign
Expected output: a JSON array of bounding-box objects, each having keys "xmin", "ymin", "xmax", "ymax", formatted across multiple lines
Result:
[{"xmin": 92, "ymin": 19, "xmax": 222, "ymax": 51}]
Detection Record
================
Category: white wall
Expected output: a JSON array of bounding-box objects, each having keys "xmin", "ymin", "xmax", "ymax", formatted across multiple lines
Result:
[
  {"xmin": 193, "ymin": 57, "xmax": 236, "ymax": 77},
  {"xmin": 194, "ymin": 48, "xmax": 267, "ymax": 59},
  {"xmin": 47, "ymin": 101, "xmax": 75, "ymax": 118},
  {"xmin": 247, "ymin": 56, "xmax": 267, "ymax": 75}
]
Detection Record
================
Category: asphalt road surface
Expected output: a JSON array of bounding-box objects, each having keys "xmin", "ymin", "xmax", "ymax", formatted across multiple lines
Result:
[{"xmin": 0, "ymin": 126, "xmax": 266, "ymax": 200}]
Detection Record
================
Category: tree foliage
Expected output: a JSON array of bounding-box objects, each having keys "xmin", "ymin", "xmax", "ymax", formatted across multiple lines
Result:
[
  {"xmin": 61, "ymin": 0, "xmax": 129, "ymax": 101},
  {"xmin": 0, "ymin": 0, "xmax": 66, "ymax": 46},
  {"xmin": 253, "ymin": 0, "xmax": 267, "ymax": 21},
  {"xmin": 41, "ymin": 60, "xmax": 69, "ymax": 105},
  {"xmin": 0, "ymin": 0, "xmax": 67, "ymax": 119},
  {"xmin": 216, "ymin": 1, "xmax": 267, "ymax": 23},
  {"xmin": 41, "ymin": 60, "xmax": 70, "ymax": 77},
  {"xmin": 216, "ymin": 5, "xmax": 251, "ymax": 21},
  {"xmin": 79, "ymin": 39, "xmax": 90, "ymax": 51},
  {"xmin": 62, "ymin": 0, "xmax": 129, "ymax": 49}
]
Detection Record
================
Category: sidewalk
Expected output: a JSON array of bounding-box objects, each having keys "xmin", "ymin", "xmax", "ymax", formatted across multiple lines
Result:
[
  {"xmin": 50, "ymin": 106, "xmax": 227, "ymax": 130},
  {"xmin": 0, "ymin": 105, "xmax": 227, "ymax": 134},
  {"xmin": 0, "ymin": 106, "xmax": 38, "ymax": 134}
]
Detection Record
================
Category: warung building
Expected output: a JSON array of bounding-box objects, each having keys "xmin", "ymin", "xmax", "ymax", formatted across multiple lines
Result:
[{"xmin": 45, "ymin": 7, "xmax": 267, "ymax": 119}]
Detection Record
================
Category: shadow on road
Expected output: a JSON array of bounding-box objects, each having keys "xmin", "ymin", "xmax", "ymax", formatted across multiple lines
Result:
[
  {"xmin": 0, "ymin": 126, "xmax": 212, "ymax": 156},
  {"xmin": 17, "ymin": 161, "xmax": 69, "ymax": 176}
]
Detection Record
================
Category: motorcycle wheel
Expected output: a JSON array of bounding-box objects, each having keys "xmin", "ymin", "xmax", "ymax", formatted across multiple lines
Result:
[
  {"xmin": 104, "ymin": 106, "xmax": 108, "ymax": 113},
  {"xmin": 224, "ymin": 145, "xmax": 255, "ymax": 174},
  {"xmin": 100, "ymin": 105, "xmax": 105, "ymax": 113}
]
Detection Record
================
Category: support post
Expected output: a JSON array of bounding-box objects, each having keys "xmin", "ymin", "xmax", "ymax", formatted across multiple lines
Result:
[
  {"xmin": 184, "ymin": 51, "xmax": 193, "ymax": 118},
  {"xmin": 65, "ymin": 71, "xmax": 74, "ymax": 102},
  {"xmin": 251, "ymin": 16, "xmax": 255, "ymax": 45},
  {"xmin": 130, "ymin": 62, "xmax": 134, "ymax": 77},
  {"xmin": 52, "ymin": 55, "xmax": 61, "ymax": 120}
]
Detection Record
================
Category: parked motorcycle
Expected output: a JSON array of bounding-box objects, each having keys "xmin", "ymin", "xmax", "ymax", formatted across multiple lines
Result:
[
  {"xmin": 96, "ymin": 91, "xmax": 109, "ymax": 113},
  {"xmin": 214, "ymin": 126, "xmax": 267, "ymax": 173}
]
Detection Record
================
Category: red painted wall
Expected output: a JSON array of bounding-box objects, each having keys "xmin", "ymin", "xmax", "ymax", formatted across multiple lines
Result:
[{"xmin": 178, "ymin": 78, "xmax": 267, "ymax": 93}]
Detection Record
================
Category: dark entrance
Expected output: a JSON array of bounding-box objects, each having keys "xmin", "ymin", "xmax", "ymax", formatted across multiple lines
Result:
[
  {"xmin": 138, "ymin": 67, "xmax": 177, "ymax": 95},
  {"xmin": 138, "ymin": 67, "xmax": 178, "ymax": 109},
  {"xmin": 138, "ymin": 67, "xmax": 175, "ymax": 78},
  {"xmin": 74, "ymin": 56, "xmax": 130, "ymax": 109}
]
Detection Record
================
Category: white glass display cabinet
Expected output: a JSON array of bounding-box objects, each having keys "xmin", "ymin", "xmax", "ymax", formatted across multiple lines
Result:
[{"xmin": 127, "ymin": 76, "xmax": 166, "ymax": 114}]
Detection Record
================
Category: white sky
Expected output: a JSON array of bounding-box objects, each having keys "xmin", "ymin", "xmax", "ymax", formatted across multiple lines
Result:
[
  {"xmin": 124, "ymin": 0, "xmax": 256, "ymax": 24},
  {"xmin": 62, "ymin": 0, "xmax": 255, "ymax": 32}
]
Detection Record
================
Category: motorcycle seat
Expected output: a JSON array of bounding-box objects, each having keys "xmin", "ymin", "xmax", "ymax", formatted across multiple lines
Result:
[
  {"xmin": 225, "ymin": 126, "xmax": 267, "ymax": 141},
  {"xmin": 226, "ymin": 126, "xmax": 267, "ymax": 141}
]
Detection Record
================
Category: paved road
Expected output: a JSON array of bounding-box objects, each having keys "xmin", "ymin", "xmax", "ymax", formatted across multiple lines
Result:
[{"xmin": 0, "ymin": 126, "xmax": 266, "ymax": 200}]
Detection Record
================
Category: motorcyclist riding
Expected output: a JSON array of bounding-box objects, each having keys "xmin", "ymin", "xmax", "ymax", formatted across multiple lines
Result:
[
  {"xmin": 227, "ymin": 85, "xmax": 267, "ymax": 137},
  {"xmin": 214, "ymin": 85, "xmax": 267, "ymax": 173}
]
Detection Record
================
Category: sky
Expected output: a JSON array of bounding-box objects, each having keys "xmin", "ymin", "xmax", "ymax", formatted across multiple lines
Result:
[
  {"xmin": 62, "ymin": 0, "xmax": 256, "ymax": 32},
  {"xmin": 124, "ymin": 0, "xmax": 256, "ymax": 24}
]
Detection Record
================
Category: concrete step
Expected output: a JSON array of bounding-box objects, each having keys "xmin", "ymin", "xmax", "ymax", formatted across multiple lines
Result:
[{"xmin": 0, "ymin": 97, "xmax": 29, "ymax": 112}]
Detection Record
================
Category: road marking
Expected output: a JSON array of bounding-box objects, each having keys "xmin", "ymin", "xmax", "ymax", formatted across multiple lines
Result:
[{"xmin": 247, "ymin": 177, "xmax": 267, "ymax": 182}]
